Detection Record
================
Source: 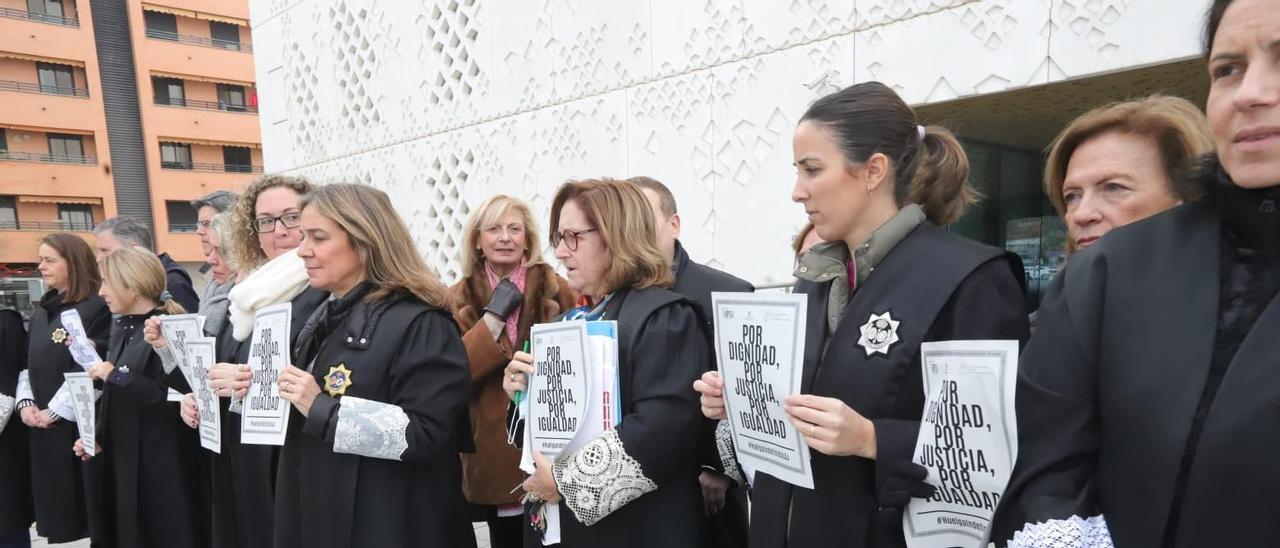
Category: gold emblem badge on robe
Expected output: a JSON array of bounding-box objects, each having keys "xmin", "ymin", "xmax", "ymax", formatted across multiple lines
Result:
[
  {"xmin": 324, "ymin": 364, "xmax": 353, "ymax": 397},
  {"xmin": 51, "ymin": 327, "xmax": 68, "ymax": 344}
]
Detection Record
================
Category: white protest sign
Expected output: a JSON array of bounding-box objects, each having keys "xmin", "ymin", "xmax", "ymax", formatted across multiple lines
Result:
[
  {"xmin": 903, "ymin": 340, "xmax": 1019, "ymax": 548},
  {"xmin": 239, "ymin": 303, "xmax": 291, "ymax": 446},
  {"xmin": 183, "ymin": 337, "xmax": 222, "ymax": 453},
  {"xmin": 63, "ymin": 372, "xmax": 96, "ymax": 456},
  {"xmin": 526, "ymin": 321, "xmax": 590, "ymax": 461},
  {"xmin": 712, "ymin": 292, "xmax": 814, "ymax": 489},
  {"xmin": 59, "ymin": 309, "xmax": 101, "ymax": 369},
  {"xmin": 160, "ymin": 314, "xmax": 204, "ymax": 387}
]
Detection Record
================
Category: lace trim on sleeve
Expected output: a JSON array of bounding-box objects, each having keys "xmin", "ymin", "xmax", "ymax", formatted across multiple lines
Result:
[
  {"xmin": 333, "ymin": 395, "xmax": 410, "ymax": 461},
  {"xmin": 552, "ymin": 428, "xmax": 658, "ymax": 526},
  {"xmin": 715, "ymin": 420, "xmax": 745, "ymax": 485},
  {"xmin": 1008, "ymin": 514, "xmax": 1114, "ymax": 548}
]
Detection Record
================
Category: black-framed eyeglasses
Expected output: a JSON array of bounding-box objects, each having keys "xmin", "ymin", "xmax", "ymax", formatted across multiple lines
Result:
[
  {"xmin": 254, "ymin": 211, "xmax": 302, "ymax": 233},
  {"xmin": 551, "ymin": 228, "xmax": 598, "ymax": 252}
]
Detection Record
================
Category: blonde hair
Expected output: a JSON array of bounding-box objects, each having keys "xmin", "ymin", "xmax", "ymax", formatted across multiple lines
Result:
[
  {"xmin": 100, "ymin": 247, "xmax": 185, "ymax": 314},
  {"xmin": 549, "ymin": 179, "xmax": 673, "ymax": 293},
  {"xmin": 226, "ymin": 174, "xmax": 312, "ymax": 271},
  {"xmin": 300, "ymin": 183, "xmax": 450, "ymax": 308},
  {"xmin": 207, "ymin": 212, "xmax": 242, "ymax": 274},
  {"xmin": 1045, "ymin": 95, "xmax": 1215, "ymax": 218},
  {"xmin": 460, "ymin": 195, "xmax": 544, "ymax": 278}
]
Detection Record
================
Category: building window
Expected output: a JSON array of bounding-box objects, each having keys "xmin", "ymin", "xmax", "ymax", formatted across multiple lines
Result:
[
  {"xmin": 210, "ymin": 21, "xmax": 241, "ymax": 49},
  {"xmin": 160, "ymin": 142, "xmax": 192, "ymax": 169},
  {"xmin": 47, "ymin": 134, "xmax": 84, "ymax": 161},
  {"xmin": 36, "ymin": 62, "xmax": 75, "ymax": 94},
  {"xmin": 165, "ymin": 201, "xmax": 199, "ymax": 233},
  {"xmin": 223, "ymin": 146, "xmax": 251, "ymax": 172},
  {"xmin": 144, "ymin": 11, "xmax": 177, "ymax": 37},
  {"xmin": 0, "ymin": 128, "xmax": 7, "ymax": 153},
  {"xmin": 0, "ymin": 196, "xmax": 17, "ymax": 230},
  {"xmin": 27, "ymin": 0, "xmax": 64, "ymax": 18},
  {"xmin": 217, "ymin": 84, "xmax": 246, "ymax": 111},
  {"xmin": 57, "ymin": 204, "xmax": 93, "ymax": 231},
  {"xmin": 153, "ymin": 76, "xmax": 185, "ymax": 106}
]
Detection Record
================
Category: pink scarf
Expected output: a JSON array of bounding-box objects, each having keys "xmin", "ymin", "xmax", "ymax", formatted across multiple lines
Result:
[{"xmin": 484, "ymin": 259, "xmax": 528, "ymax": 348}]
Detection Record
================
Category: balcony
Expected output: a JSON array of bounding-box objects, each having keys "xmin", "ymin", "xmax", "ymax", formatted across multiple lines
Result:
[
  {"xmin": 145, "ymin": 28, "xmax": 252, "ymax": 53},
  {"xmin": 0, "ymin": 219, "xmax": 94, "ymax": 231},
  {"xmin": 0, "ymin": 150, "xmax": 96, "ymax": 165},
  {"xmin": 161, "ymin": 161, "xmax": 262, "ymax": 173},
  {"xmin": 154, "ymin": 96, "xmax": 256, "ymax": 114},
  {"xmin": 0, "ymin": 79, "xmax": 88, "ymax": 98},
  {"xmin": 0, "ymin": 6, "xmax": 78, "ymax": 27}
]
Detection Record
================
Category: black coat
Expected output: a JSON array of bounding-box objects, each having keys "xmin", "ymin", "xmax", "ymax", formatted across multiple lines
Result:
[
  {"xmin": 274, "ymin": 285, "xmax": 475, "ymax": 548},
  {"xmin": 992, "ymin": 169, "xmax": 1280, "ymax": 547},
  {"xmin": 670, "ymin": 240, "xmax": 754, "ymax": 548},
  {"xmin": 25, "ymin": 290, "xmax": 110, "ymax": 543},
  {"xmin": 160, "ymin": 253, "xmax": 201, "ymax": 314},
  {"xmin": 0, "ymin": 308, "xmax": 33, "ymax": 537},
  {"xmin": 750, "ymin": 223, "xmax": 1029, "ymax": 548},
  {"xmin": 210, "ymin": 287, "xmax": 327, "ymax": 548},
  {"xmin": 91, "ymin": 310, "xmax": 208, "ymax": 547},
  {"xmin": 524, "ymin": 286, "xmax": 710, "ymax": 548}
]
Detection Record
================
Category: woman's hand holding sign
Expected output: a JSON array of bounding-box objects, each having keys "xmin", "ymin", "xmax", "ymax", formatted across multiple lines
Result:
[
  {"xmin": 785, "ymin": 394, "xmax": 877, "ymax": 459},
  {"xmin": 502, "ymin": 351, "xmax": 534, "ymax": 402},
  {"xmin": 208, "ymin": 363, "xmax": 252, "ymax": 398},
  {"xmin": 278, "ymin": 365, "xmax": 321, "ymax": 415},
  {"xmin": 693, "ymin": 371, "xmax": 727, "ymax": 420},
  {"xmin": 522, "ymin": 450, "xmax": 562, "ymax": 504}
]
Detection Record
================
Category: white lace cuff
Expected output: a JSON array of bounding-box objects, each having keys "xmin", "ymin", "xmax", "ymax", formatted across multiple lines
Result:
[
  {"xmin": 154, "ymin": 344, "xmax": 179, "ymax": 375},
  {"xmin": 0, "ymin": 394, "xmax": 13, "ymax": 433},
  {"xmin": 16, "ymin": 371, "xmax": 32, "ymax": 403},
  {"xmin": 715, "ymin": 420, "xmax": 745, "ymax": 486},
  {"xmin": 552, "ymin": 428, "xmax": 658, "ymax": 526},
  {"xmin": 47, "ymin": 383, "xmax": 76, "ymax": 424},
  {"xmin": 1009, "ymin": 514, "xmax": 1114, "ymax": 548},
  {"xmin": 333, "ymin": 396, "xmax": 410, "ymax": 461}
]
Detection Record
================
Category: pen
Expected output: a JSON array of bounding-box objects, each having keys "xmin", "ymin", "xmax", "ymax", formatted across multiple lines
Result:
[{"xmin": 514, "ymin": 340, "xmax": 529, "ymax": 406}]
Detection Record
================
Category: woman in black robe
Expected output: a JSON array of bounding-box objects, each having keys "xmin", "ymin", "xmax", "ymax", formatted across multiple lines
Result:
[
  {"xmin": 75, "ymin": 246, "xmax": 208, "ymax": 547},
  {"xmin": 503, "ymin": 179, "xmax": 711, "ymax": 548},
  {"xmin": 16, "ymin": 233, "xmax": 109, "ymax": 544},
  {"xmin": 991, "ymin": 1, "xmax": 1280, "ymax": 546},
  {"xmin": 694, "ymin": 82, "xmax": 1030, "ymax": 547},
  {"xmin": 0, "ymin": 307, "xmax": 32, "ymax": 548},
  {"xmin": 272, "ymin": 183, "xmax": 474, "ymax": 548}
]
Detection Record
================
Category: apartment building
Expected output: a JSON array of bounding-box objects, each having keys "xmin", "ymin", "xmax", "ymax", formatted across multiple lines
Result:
[{"xmin": 0, "ymin": 0, "xmax": 260, "ymax": 317}]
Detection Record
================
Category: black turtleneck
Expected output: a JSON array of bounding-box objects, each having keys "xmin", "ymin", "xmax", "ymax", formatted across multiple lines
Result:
[{"xmin": 1163, "ymin": 172, "xmax": 1280, "ymax": 544}]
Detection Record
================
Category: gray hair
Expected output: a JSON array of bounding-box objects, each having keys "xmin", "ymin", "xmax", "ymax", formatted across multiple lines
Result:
[
  {"xmin": 94, "ymin": 216, "xmax": 153, "ymax": 250},
  {"xmin": 190, "ymin": 190, "xmax": 239, "ymax": 213}
]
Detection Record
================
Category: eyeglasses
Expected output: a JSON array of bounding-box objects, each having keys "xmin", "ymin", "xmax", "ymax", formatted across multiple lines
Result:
[
  {"xmin": 551, "ymin": 228, "xmax": 598, "ymax": 252},
  {"xmin": 254, "ymin": 211, "xmax": 302, "ymax": 234},
  {"xmin": 196, "ymin": 220, "xmax": 213, "ymax": 230}
]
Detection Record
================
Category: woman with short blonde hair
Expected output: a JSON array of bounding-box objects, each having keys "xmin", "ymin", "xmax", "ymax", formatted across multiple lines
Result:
[
  {"xmin": 1043, "ymin": 95, "xmax": 1214, "ymax": 252},
  {"xmin": 503, "ymin": 178, "xmax": 710, "ymax": 547},
  {"xmin": 450, "ymin": 194, "xmax": 575, "ymax": 548}
]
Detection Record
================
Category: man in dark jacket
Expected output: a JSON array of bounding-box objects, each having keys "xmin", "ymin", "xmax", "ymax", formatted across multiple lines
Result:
[
  {"xmin": 93, "ymin": 216, "xmax": 200, "ymax": 312},
  {"xmin": 633, "ymin": 176, "xmax": 754, "ymax": 548}
]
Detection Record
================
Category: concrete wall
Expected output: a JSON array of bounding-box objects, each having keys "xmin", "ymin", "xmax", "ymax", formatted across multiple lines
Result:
[{"xmin": 250, "ymin": 0, "xmax": 1211, "ymax": 285}]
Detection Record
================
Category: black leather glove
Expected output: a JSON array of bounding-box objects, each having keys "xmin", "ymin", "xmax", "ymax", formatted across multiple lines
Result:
[
  {"xmin": 876, "ymin": 460, "xmax": 935, "ymax": 508},
  {"xmin": 483, "ymin": 279, "xmax": 524, "ymax": 320}
]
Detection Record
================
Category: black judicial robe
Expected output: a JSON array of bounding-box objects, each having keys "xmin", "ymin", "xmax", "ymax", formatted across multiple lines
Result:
[
  {"xmin": 25, "ymin": 290, "xmax": 109, "ymax": 543},
  {"xmin": 992, "ymin": 185, "xmax": 1280, "ymax": 547},
  {"xmin": 91, "ymin": 310, "xmax": 208, "ymax": 547},
  {"xmin": 211, "ymin": 287, "xmax": 326, "ymax": 548},
  {"xmin": 750, "ymin": 223, "xmax": 1029, "ymax": 548},
  {"xmin": 0, "ymin": 308, "xmax": 33, "ymax": 538},
  {"xmin": 274, "ymin": 285, "xmax": 475, "ymax": 548},
  {"xmin": 522, "ymin": 286, "xmax": 710, "ymax": 548}
]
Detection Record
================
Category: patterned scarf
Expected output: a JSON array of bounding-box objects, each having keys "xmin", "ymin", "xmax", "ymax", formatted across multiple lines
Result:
[
  {"xmin": 484, "ymin": 258, "xmax": 528, "ymax": 348},
  {"xmin": 199, "ymin": 279, "xmax": 235, "ymax": 337}
]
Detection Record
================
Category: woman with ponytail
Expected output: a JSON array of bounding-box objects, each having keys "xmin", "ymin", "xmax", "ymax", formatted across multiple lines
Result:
[
  {"xmin": 75, "ymin": 246, "xmax": 207, "ymax": 547},
  {"xmin": 695, "ymin": 81, "xmax": 1030, "ymax": 547}
]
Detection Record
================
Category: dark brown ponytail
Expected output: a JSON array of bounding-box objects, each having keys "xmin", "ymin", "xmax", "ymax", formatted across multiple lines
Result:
[{"xmin": 800, "ymin": 81, "xmax": 978, "ymax": 225}]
